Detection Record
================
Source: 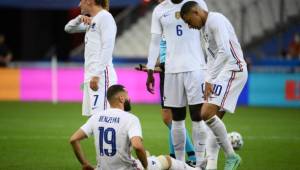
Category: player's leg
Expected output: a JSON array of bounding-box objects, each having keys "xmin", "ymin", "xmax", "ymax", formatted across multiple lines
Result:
[
  {"xmin": 205, "ymin": 111, "xmax": 225, "ymax": 170},
  {"xmin": 159, "ymin": 64, "xmax": 175, "ymax": 158},
  {"xmin": 189, "ymin": 104, "xmax": 207, "ymax": 168},
  {"xmin": 202, "ymin": 70, "xmax": 247, "ymax": 169},
  {"xmin": 159, "ymin": 155, "xmax": 197, "ymax": 170},
  {"xmin": 171, "ymin": 107, "xmax": 186, "ymax": 162},
  {"xmin": 202, "ymin": 104, "xmax": 241, "ymax": 170},
  {"xmin": 82, "ymin": 82, "xmax": 91, "ymax": 116},
  {"xmin": 164, "ymin": 73, "xmax": 187, "ymax": 161},
  {"xmin": 160, "ymin": 108, "xmax": 176, "ymax": 158},
  {"xmin": 184, "ymin": 70, "xmax": 207, "ymax": 168},
  {"xmin": 86, "ymin": 70, "xmax": 109, "ymax": 116}
]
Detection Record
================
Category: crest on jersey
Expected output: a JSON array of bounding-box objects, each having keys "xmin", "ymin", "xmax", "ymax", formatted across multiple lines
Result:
[
  {"xmin": 175, "ymin": 12, "xmax": 181, "ymax": 19},
  {"xmin": 89, "ymin": 22, "xmax": 96, "ymax": 32}
]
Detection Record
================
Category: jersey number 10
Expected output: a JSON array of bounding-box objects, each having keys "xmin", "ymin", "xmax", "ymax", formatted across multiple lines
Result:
[{"xmin": 99, "ymin": 127, "xmax": 116, "ymax": 157}]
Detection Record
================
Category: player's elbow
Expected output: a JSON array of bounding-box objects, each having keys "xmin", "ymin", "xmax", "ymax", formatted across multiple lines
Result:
[
  {"xmin": 64, "ymin": 25, "xmax": 73, "ymax": 33},
  {"xmin": 133, "ymin": 144, "xmax": 145, "ymax": 152},
  {"xmin": 69, "ymin": 135, "xmax": 79, "ymax": 145},
  {"xmin": 131, "ymin": 137, "xmax": 145, "ymax": 151}
]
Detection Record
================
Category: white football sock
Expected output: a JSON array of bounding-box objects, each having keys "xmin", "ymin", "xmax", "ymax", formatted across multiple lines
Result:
[
  {"xmin": 170, "ymin": 157, "xmax": 196, "ymax": 170},
  {"xmin": 171, "ymin": 120, "xmax": 186, "ymax": 161},
  {"xmin": 206, "ymin": 128, "xmax": 220, "ymax": 169},
  {"xmin": 192, "ymin": 121, "xmax": 207, "ymax": 166},
  {"xmin": 205, "ymin": 115, "xmax": 234, "ymax": 157}
]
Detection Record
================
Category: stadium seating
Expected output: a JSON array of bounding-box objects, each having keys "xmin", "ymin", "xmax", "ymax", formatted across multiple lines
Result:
[{"xmin": 113, "ymin": 0, "xmax": 300, "ymax": 58}]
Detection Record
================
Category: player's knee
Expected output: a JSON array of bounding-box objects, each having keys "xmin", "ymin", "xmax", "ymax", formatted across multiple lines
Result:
[
  {"xmin": 157, "ymin": 155, "xmax": 171, "ymax": 169},
  {"xmin": 161, "ymin": 108, "xmax": 172, "ymax": 125},
  {"xmin": 189, "ymin": 104, "xmax": 202, "ymax": 121},
  {"xmin": 201, "ymin": 104, "xmax": 218, "ymax": 121},
  {"xmin": 171, "ymin": 107, "xmax": 186, "ymax": 121}
]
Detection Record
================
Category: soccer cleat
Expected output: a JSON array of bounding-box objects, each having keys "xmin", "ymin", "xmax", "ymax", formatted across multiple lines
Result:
[
  {"xmin": 224, "ymin": 154, "xmax": 241, "ymax": 170},
  {"xmin": 186, "ymin": 160, "xmax": 196, "ymax": 167}
]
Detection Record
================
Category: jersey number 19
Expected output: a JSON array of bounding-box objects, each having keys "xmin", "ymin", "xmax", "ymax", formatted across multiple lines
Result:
[{"xmin": 99, "ymin": 127, "xmax": 116, "ymax": 156}]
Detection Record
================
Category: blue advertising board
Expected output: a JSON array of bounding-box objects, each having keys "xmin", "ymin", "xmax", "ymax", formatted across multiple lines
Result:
[{"xmin": 249, "ymin": 73, "xmax": 300, "ymax": 107}]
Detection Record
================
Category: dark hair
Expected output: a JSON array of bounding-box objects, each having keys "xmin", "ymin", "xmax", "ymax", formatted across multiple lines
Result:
[
  {"xmin": 107, "ymin": 84, "xmax": 126, "ymax": 101},
  {"xmin": 180, "ymin": 1, "xmax": 198, "ymax": 18},
  {"xmin": 95, "ymin": 0, "xmax": 109, "ymax": 10}
]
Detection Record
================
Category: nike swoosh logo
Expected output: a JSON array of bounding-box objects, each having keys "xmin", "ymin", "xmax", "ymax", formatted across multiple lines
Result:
[{"xmin": 163, "ymin": 13, "xmax": 170, "ymax": 17}]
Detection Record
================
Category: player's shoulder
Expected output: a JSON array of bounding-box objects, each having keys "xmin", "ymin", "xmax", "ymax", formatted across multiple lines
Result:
[
  {"xmin": 95, "ymin": 10, "xmax": 114, "ymax": 22},
  {"xmin": 207, "ymin": 12, "xmax": 226, "ymax": 27},
  {"xmin": 153, "ymin": 1, "xmax": 169, "ymax": 15}
]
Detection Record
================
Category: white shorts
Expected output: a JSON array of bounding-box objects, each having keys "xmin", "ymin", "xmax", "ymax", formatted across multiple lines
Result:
[
  {"xmin": 164, "ymin": 70, "xmax": 205, "ymax": 107},
  {"xmin": 207, "ymin": 68, "xmax": 248, "ymax": 113},
  {"xmin": 135, "ymin": 156, "xmax": 162, "ymax": 170},
  {"xmin": 82, "ymin": 67, "xmax": 117, "ymax": 116},
  {"xmin": 136, "ymin": 156, "xmax": 196, "ymax": 170}
]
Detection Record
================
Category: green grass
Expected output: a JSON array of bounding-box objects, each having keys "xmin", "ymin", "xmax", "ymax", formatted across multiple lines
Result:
[{"xmin": 0, "ymin": 102, "xmax": 299, "ymax": 170}]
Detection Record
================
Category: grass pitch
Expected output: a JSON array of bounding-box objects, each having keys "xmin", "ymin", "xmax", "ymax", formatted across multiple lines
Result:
[{"xmin": 0, "ymin": 102, "xmax": 299, "ymax": 170}]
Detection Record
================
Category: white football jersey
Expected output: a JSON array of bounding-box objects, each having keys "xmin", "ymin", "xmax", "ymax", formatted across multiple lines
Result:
[
  {"xmin": 150, "ymin": 0, "xmax": 208, "ymax": 73},
  {"xmin": 65, "ymin": 10, "xmax": 117, "ymax": 82},
  {"xmin": 201, "ymin": 12, "xmax": 246, "ymax": 83},
  {"xmin": 81, "ymin": 108, "xmax": 142, "ymax": 170}
]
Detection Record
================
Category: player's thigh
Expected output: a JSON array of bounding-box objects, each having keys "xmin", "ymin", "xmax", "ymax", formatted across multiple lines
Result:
[
  {"xmin": 221, "ymin": 70, "xmax": 248, "ymax": 113},
  {"xmin": 86, "ymin": 78, "xmax": 108, "ymax": 116},
  {"xmin": 164, "ymin": 73, "xmax": 186, "ymax": 107},
  {"xmin": 208, "ymin": 69, "xmax": 247, "ymax": 113},
  {"xmin": 184, "ymin": 70, "xmax": 205, "ymax": 105},
  {"xmin": 82, "ymin": 83, "xmax": 91, "ymax": 116},
  {"xmin": 135, "ymin": 156, "xmax": 162, "ymax": 170}
]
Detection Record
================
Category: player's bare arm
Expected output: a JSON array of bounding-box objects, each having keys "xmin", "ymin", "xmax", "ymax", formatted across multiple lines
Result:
[
  {"xmin": 131, "ymin": 136, "xmax": 148, "ymax": 169},
  {"xmin": 69, "ymin": 129, "xmax": 94, "ymax": 170}
]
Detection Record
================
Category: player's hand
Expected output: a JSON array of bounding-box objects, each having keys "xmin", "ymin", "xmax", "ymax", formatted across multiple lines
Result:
[
  {"xmin": 80, "ymin": 15, "xmax": 92, "ymax": 25},
  {"xmin": 82, "ymin": 163, "xmax": 94, "ymax": 170},
  {"xmin": 146, "ymin": 70, "xmax": 155, "ymax": 94},
  {"xmin": 135, "ymin": 64, "xmax": 162, "ymax": 73},
  {"xmin": 204, "ymin": 82, "xmax": 213, "ymax": 101},
  {"xmin": 90, "ymin": 76, "xmax": 99, "ymax": 91},
  {"xmin": 135, "ymin": 64, "xmax": 148, "ymax": 72}
]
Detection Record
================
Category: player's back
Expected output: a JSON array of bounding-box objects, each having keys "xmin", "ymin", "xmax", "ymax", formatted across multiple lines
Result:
[
  {"xmin": 152, "ymin": 0, "xmax": 208, "ymax": 73},
  {"xmin": 205, "ymin": 12, "xmax": 246, "ymax": 72},
  {"xmin": 87, "ymin": 108, "xmax": 142, "ymax": 170}
]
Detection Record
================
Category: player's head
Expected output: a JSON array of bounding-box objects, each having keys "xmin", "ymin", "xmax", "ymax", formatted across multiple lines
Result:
[
  {"xmin": 107, "ymin": 84, "xmax": 131, "ymax": 111},
  {"xmin": 180, "ymin": 1, "xmax": 207, "ymax": 30},
  {"xmin": 171, "ymin": 0, "xmax": 183, "ymax": 4},
  {"xmin": 79, "ymin": 0, "xmax": 109, "ymax": 14}
]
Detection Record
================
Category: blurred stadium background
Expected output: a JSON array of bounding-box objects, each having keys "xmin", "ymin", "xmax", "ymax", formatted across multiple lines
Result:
[{"xmin": 0, "ymin": 0, "xmax": 299, "ymax": 169}]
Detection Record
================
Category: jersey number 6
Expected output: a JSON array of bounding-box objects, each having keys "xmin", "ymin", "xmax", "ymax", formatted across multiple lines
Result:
[{"xmin": 176, "ymin": 25, "xmax": 183, "ymax": 36}]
